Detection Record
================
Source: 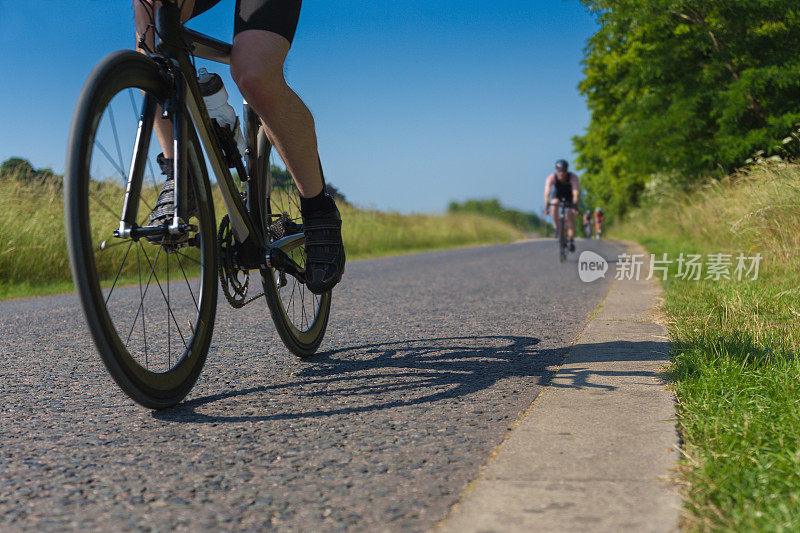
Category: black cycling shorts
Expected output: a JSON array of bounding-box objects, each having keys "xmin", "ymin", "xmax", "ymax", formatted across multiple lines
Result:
[
  {"xmin": 190, "ymin": 0, "xmax": 302, "ymax": 44},
  {"xmin": 549, "ymin": 191, "xmax": 573, "ymax": 205}
]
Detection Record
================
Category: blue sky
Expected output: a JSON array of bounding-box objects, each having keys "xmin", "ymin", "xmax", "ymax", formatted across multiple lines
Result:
[{"xmin": 0, "ymin": 0, "xmax": 598, "ymax": 214}]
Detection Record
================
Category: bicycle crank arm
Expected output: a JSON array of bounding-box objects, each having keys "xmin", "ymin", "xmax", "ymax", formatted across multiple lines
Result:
[
  {"xmin": 270, "ymin": 233, "xmax": 304, "ymax": 254},
  {"xmin": 267, "ymin": 247, "xmax": 306, "ymax": 283}
]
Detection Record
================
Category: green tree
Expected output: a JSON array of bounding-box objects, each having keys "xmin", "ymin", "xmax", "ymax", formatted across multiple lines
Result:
[
  {"xmin": 575, "ymin": 0, "xmax": 800, "ymax": 218},
  {"xmin": 0, "ymin": 157, "xmax": 60, "ymax": 186},
  {"xmin": 0, "ymin": 157, "xmax": 35, "ymax": 178}
]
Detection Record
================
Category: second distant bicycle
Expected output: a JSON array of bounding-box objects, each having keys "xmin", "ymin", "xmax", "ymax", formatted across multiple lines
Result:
[{"xmin": 594, "ymin": 207, "xmax": 605, "ymax": 239}]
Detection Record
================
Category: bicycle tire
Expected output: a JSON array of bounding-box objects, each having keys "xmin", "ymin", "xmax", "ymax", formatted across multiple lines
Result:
[
  {"xmin": 65, "ymin": 50, "xmax": 218, "ymax": 409},
  {"xmin": 559, "ymin": 212, "xmax": 568, "ymax": 263},
  {"xmin": 257, "ymin": 130, "xmax": 331, "ymax": 357}
]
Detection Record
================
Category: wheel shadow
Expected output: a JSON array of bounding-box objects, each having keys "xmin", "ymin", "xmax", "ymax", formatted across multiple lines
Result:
[{"xmin": 153, "ymin": 335, "xmax": 670, "ymax": 424}]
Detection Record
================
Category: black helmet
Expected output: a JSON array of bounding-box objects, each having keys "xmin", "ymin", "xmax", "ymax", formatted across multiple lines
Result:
[{"xmin": 555, "ymin": 159, "xmax": 569, "ymax": 171}]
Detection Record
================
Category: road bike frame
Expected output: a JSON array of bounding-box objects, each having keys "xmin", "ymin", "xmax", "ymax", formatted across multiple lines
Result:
[
  {"xmin": 555, "ymin": 201, "xmax": 574, "ymax": 262},
  {"xmin": 118, "ymin": 0, "xmax": 302, "ymax": 271}
]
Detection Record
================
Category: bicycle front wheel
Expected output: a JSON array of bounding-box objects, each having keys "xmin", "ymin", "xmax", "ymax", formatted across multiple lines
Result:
[
  {"xmin": 65, "ymin": 51, "xmax": 217, "ymax": 408},
  {"xmin": 256, "ymin": 130, "xmax": 331, "ymax": 357}
]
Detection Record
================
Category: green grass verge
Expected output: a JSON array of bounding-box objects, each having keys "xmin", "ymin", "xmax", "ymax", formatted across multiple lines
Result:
[
  {"xmin": 0, "ymin": 173, "xmax": 523, "ymax": 301},
  {"xmin": 616, "ymin": 162, "xmax": 800, "ymax": 530}
]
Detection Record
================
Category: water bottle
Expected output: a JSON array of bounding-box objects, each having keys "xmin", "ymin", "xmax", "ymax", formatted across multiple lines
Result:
[{"xmin": 197, "ymin": 68, "xmax": 247, "ymax": 157}]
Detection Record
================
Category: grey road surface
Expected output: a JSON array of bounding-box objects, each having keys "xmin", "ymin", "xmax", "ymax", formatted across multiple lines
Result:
[{"xmin": 0, "ymin": 239, "xmax": 624, "ymax": 531}]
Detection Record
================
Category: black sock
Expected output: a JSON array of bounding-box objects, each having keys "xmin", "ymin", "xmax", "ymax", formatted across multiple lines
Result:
[
  {"xmin": 300, "ymin": 189, "xmax": 335, "ymax": 216},
  {"xmin": 157, "ymin": 153, "xmax": 174, "ymax": 178}
]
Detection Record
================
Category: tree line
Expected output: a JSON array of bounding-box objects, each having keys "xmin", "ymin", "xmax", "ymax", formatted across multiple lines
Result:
[
  {"xmin": 448, "ymin": 198, "xmax": 550, "ymax": 233},
  {"xmin": 574, "ymin": 0, "xmax": 800, "ymax": 219},
  {"xmin": 0, "ymin": 157, "xmax": 60, "ymax": 185},
  {"xmin": 0, "ymin": 157, "xmax": 347, "ymax": 203}
]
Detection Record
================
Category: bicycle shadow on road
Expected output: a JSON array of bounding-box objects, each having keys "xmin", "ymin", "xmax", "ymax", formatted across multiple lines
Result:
[{"xmin": 153, "ymin": 335, "xmax": 670, "ymax": 424}]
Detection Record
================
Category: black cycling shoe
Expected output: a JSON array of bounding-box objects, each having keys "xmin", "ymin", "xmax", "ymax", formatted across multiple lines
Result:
[
  {"xmin": 302, "ymin": 202, "xmax": 345, "ymax": 294},
  {"xmin": 145, "ymin": 154, "xmax": 198, "ymax": 242},
  {"xmin": 568, "ymin": 238, "xmax": 576, "ymax": 253}
]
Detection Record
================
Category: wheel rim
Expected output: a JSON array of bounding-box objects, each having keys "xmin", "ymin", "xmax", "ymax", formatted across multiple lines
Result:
[{"xmin": 82, "ymin": 84, "xmax": 210, "ymax": 377}]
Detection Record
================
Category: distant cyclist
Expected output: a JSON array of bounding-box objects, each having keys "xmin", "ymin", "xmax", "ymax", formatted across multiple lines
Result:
[
  {"xmin": 582, "ymin": 210, "xmax": 593, "ymax": 238},
  {"xmin": 594, "ymin": 207, "xmax": 605, "ymax": 239},
  {"xmin": 543, "ymin": 159, "xmax": 579, "ymax": 252}
]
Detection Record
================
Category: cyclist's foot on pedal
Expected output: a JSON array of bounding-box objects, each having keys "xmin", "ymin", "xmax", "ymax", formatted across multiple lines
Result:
[
  {"xmin": 568, "ymin": 238, "xmax": 575, "ymax": 252},
  {"xmin": 301, "ymin": 191, "xmax": 345, "ymax": 294},
  {"xmin": 145, "ymin": 153, "xmax": 198, "ymax": 243}
]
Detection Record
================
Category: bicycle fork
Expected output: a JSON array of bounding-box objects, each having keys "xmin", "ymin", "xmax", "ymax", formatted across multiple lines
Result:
[{"xmin": 114, "ymin": 68, "xmax": 196, "ymax": 242}]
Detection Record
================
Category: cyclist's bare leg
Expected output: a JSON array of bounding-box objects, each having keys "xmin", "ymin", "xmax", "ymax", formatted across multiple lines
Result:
[
  {"xmin": 133, "ymin": 0, "xmax": 196, "ymax": 158},
  {"xmin": 230, "ymin": 30, "xmax": 323, "ymax": 199},
  {"xmin": 549, "ymin": 199, "xmax": 560, "ymax": 233},
  {"xmin": 566, "ymin": 208, "xmax": 576, "ymax": 239}
]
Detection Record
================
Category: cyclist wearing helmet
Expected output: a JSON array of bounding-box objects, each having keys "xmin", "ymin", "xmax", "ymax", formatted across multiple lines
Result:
[
  {"xmin": 594, "ymin": 207, "xmax": 605, "ymax": 239},
  {"xmin": 543, "ymin": 159, "xmax": 580, "ymax": 252},
  {"xmin": 133, "ymin": 0, "xmax": 345, "ymax": 294}
]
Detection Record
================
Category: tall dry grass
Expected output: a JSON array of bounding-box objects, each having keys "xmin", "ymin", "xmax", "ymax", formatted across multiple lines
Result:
[
  {"xmin": 0, "ymin": 170, "xmax": 523, "ymax": 298},
  {"xmin": 624, "ymin": 162, "xmax": 800, "ymax": 259},
  {"xmin": 619, "ymin": 161, "xmax": 800, "ymax": 347},
  {"xmin": 0, "ymin": 174, "xmax": 69, "ymax": 286}
]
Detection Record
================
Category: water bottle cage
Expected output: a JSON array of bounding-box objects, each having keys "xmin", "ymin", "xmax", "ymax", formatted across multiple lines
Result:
[{"xmin": 210, "ymin": 117, "xmax": 241, "ymax": 169}]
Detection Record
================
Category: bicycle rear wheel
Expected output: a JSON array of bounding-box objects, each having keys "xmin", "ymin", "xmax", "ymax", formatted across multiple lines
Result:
[
  {"xmin": 65, "ymin": 51, "xmax": 217, "ymax": 408},
  {"xmin": 257, "ymin": 130, "xmax": 331, "ymax": 357}
]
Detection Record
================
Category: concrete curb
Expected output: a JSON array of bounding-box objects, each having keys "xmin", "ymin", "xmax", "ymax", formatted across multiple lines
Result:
[{"xmin": 436, "ymin": 243, "xmax": 681, "ymax": 532}]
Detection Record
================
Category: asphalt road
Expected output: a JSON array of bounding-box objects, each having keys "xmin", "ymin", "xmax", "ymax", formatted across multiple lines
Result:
[{"xmin": 0, "ymin": 238, "xmax": 624, "ymax": 531}]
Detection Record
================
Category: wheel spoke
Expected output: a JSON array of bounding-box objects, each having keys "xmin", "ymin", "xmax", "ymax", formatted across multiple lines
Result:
[
  {"xmin": 104, "ymin": 240, "xmax": 135, "ymax": 305},
  {"xmin": 175, "ymin": 251, "xmax": 201, "ymax": 266},
  {"xmin": 286, "ymin": 279, "xmax": 297, "ymax": 323},
  {"xmin": 290, "ymin": 194, "xmax": 301, "ymax": 221},
  {"xmin": 299, "ymin": 284, "xmax": 308, "ymax": 330},
  {"xmin": 90, "ymin": 192, "xmax": 123, "ymax": 220},
  {"xmin": 94, "ymin": 139, "xmax": 128, "ymax": 182},
  {"xmin": 107, "ymin": 105, "xmax": 127, "ymax": 177},
  {"xmin": 174, "ymin": 252, "xmax": 199, "ymax": 312},
  {"xmin": 128, "ymin": 88, "xmax": 138, "ymax": 116}
]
